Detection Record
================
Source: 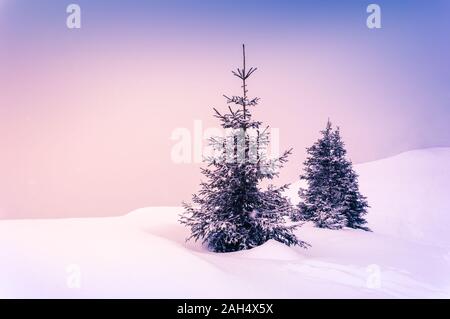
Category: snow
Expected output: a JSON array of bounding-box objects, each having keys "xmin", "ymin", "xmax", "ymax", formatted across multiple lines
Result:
[
  {"xmin": 358, "ymin": 148, "xmax": 450, "ymax": 247},
  {"xmin": 227, "ymin": 239, "xmax": 303, "ymax": 261},
  {"xmin": 1, "ymin": 148, "xmax": 449, "ymax": 298}
]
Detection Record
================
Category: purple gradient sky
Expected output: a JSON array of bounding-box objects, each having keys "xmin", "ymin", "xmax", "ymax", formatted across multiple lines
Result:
[{"xmin": 1, "ymin": 0, "xmax": 449, "ymax": 219}]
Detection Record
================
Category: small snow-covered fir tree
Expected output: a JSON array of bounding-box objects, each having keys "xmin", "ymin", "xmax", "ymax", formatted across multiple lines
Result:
[
  {"xmin": 331, "ymin": 127, "xmax": 370, "ymax": 230},
  {"xmin": 296, "ymin": 120, "xmax": 347, "ymax": 229},
  {"xmin": 296, "ymin": 120, "xmax": 370, "ymax": 230},
  {"xmin": 180, "ymin": 45, "xmax": 309, "ymax": 252}
]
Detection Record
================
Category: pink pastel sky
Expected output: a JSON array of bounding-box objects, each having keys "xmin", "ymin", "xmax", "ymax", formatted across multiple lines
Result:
[{"xmin": 0, "ymin": 1, "xmax": 449, "ymax": 219}]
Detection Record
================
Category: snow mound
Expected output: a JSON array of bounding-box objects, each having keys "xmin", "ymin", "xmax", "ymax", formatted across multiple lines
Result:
[
  {"xmin": 357, "ymin": 148, "xmax": 450, "ymax": 247},
  {"xmin": 229, "ymin": 239, "xmax": 303, "ymax": 261}
]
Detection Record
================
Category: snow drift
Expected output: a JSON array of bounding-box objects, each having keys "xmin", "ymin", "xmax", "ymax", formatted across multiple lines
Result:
[{"xmin": 0, "ymin": 148, "xmax": 449, "ymax": 298}]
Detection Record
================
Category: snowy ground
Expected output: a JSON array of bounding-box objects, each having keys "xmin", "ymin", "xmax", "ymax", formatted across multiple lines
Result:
[{"xmin": 1, "ymin": 148, "xmax": 449, "ymax": 298}]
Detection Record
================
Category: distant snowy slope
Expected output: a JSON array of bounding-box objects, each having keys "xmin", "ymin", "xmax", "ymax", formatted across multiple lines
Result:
[
  {"xmin": 0, "ymin": 148, "xmax": 449, "ymax": 298},
  {"xmin": 358, "ymin": 148, "xmax": 450, "ymax": 246}
]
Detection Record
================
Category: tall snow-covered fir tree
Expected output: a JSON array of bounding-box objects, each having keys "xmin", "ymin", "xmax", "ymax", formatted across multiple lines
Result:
[
  {"xmin": 180, "ymin": 45, "xmax": 309, "ymax": 253},
  {"xmin": 296, "ymin": 120, "xmax": 370, "ymax": 231}
]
